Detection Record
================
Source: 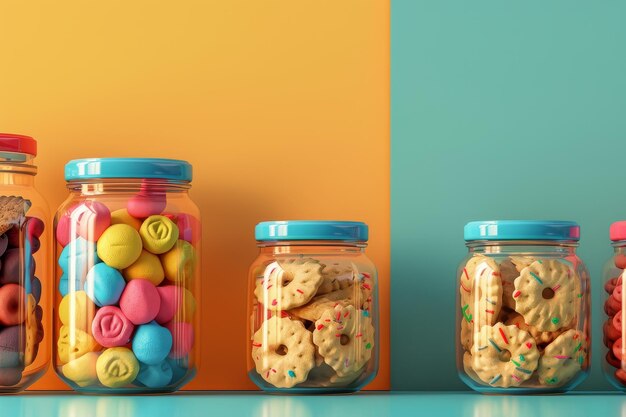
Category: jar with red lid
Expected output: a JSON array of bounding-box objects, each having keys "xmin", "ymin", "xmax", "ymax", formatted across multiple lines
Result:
[{"xmin": 0, "ymin": 134, "xmax": 51, "ymax": 393}]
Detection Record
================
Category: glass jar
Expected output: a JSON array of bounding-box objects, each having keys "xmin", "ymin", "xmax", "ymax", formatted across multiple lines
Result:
[
  {"xmin": 457, "ymin": 220, "xmax": 590, "ymax": 394},
  {"xmin": 53, "ymin": 158, "xmax": 201, "ymax": 394},
  {"xmin": 247, "ymin": 221, "xmax": 379, "ymax": 393},
  {"xmin": 0, "ymin": 134, "xmax": 51, "ymax": 393},
  {"xmin": 603, "ymin": 221, "xmax": 626, "ymax": 389}
]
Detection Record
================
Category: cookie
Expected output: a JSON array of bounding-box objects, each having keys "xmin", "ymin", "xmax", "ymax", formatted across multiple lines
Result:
[
  {"xmin": 459, "ymin": 256, "xmax": 502, "ymax": 328},
  {"xmin": 538, "ymin": 329, "xmax": 587, "ymax": 386},
  {"xmin": 316, "ymin": 264, "xmax": 352, "ymax": 296},
  {"xmin": 251, "ymin": 316, "xmax": 315, "ymax": 388},
  {"xmin": 505, "ymin": 312, "xmax": 563, "ymax": 346},
  {"xmin": 513, "ymin": 259, "xmax": 581, "ymax": 332},
  {"xmin": 0, "ymin": 196, "xmax": 30, "ymax": 235},
  {"xmin": 471, "ymin": 323, "xmax": 540, "ymax": 388},
  {"xmin": 254, "ymin": 259, "xmax": 323, "ymax": 311},
  {"xmin": 499, "ymin": 259, "xmax": 522, "ymax": 310},
  {"xmin": 313, "ymin": 304, "xmax": 374, "ymax": 377},
  {"xmin": 290, "ymin": 299, "xmax": 347, "ymax": 322},
  {"xmin": 462, "ymin": 352, "xmax": 483, "ymax": 385}
]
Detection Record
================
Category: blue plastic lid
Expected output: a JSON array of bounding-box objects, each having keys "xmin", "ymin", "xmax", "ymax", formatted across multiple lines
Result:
[
  {"xmin": 65, "ymin": 158, "xmax": 192, "ymax": 181},
  {"xmin": 464, "ymin": 220, "xmax": 580, "ymax": 241},
  {"xmin": 255, "ymin": 221, "xmax": 368, "ymax": 241}
]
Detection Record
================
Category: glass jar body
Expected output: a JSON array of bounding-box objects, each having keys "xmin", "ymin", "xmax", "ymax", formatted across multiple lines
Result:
[
  {"xmin": 0, "ymin": 158, "xmax": 51, "ymax": 393},
  {"xmin": 52, "ymin": 179, "xmax": 201, "ymax": 394},
  {"xmin": 456, "ymin": 241, "xmax": 590, "ymax": 394},
  {"xmin": 247, "ymin": 241, "xmax": 379, "ymax": 393},
  {"xmin": 602, "ymin": 243, "xmax": 626, "ymax": 389}
]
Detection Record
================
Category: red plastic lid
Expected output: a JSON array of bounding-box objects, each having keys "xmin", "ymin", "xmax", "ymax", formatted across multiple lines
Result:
[
  {"xmin": 610, "ymin": 221, "xmax": 626, "ymax": 241},
  {"xmin": 0, "ymin": 133, "xmax": 37, "ymax": 156}
]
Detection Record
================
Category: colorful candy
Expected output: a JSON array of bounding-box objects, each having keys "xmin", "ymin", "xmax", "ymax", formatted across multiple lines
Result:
[
  {"xmin": 132, "ymin": 322, "xmax": 173, "ymax": 365},
  {"xmin": 97, "ymin": 224, "xmax": 143, "ymax": 269},
  {"xmin": 119, "ymin": 279, "xmax": 161, "ymax": 325},
  {"xmin": 62, "ymin": 352, "xmax": 99, "ymax": 387},
  {"xmin": 96, "ymin": 347, "xmax": 140, "ymax": 388},
  {"xmin": 139, "ymin": 215, "xmax": 179, "ymax": 255},
  {"xmin": 92, "ymin": 306, "xmax": 135, "ymax": 347},
  {"xmin": 123, "ymin": 250, "xmax": 165, "ymax": 286}
]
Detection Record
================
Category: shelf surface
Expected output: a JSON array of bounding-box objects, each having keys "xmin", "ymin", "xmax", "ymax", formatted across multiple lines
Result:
[{"xmin": 2, "ymin": 391, "xmax": 626, "ymax": 417}]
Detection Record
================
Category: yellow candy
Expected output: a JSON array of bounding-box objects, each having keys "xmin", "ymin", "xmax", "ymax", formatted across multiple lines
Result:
[
  {"xmin": 97, "ymin": 224, "xmax": 143, "ymax": 269},
  {"xmin": 62, "ymin": 352, "xmax": 99, "ymax": 387},
  {"xmin": 57, "ymin": 325, "xmax": 100, "ymax": 364},
  {"xmin": 96, "ymin": 347, "xmax": 139, "ymax": 388},
  {"xmin": 123, "ymin": 250, "xmax": 165, "ymax": 286},
  {"xmin": 160, "ymin": 240, "xmax": 196, "ymax": 283},
  {"xmin": 110, "ymin": 209, "xmax": 142, "ymax": 231},
  {"xmin": 140, "ymin": 215, "xmax": 179, "ymax": 254},
  {"xmin": 59, "ymin": 291, "xmax": 96, "ymax": 332},
  {"xmin": 179, "ymin": 287, "xmax": 197, "ymax": 322}
]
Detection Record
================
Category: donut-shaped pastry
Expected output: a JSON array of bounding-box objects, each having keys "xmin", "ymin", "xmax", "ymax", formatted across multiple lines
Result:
[
  {"xmin": 459, "ymin": 256, "xmax": 502, "ymax": 328},
  {"xmin": 254, "ymin": 259, "xmax": 324, "ymax": 311},
  {"xmin": 513, "ymin": 259, "xmax": 581, "ymax": 332},
  {"xmin": 498, "ymin": 257, "xmax": 533, "ymax": 310},
  {"xmin": 313, "ymin": 304, "xmax": 375, "ymax": 377},
  {"xmin": 537, "ymin": 329, "xmax": 587, "ymax": 386},
  {"xmin": 251, "ymin": 316, "xmax": 315, "ymax": 388},
  {"xmin": 471, "ymin": 323, "xmax": 540, "ymax": 388}
]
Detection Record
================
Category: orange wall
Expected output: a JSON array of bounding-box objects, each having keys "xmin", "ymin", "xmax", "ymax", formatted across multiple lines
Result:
[{"xmin": 0, "ymin": 1, "xmax": 390, "ymax": 390}]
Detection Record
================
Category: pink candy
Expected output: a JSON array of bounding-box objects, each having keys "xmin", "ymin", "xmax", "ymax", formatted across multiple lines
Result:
[
  {"xmin": 155, "ymin": 285, "xmax": 179, "ymax": 324},
  {"xmin": 92, "ymin": 306, "xmax": 135, "ymax": 347},
  {"xmin": 119, "ymin": 279, "xmax": 161, "ymax": 325},
  {"xmin": 127, "ymin": 180, "xmax": 166, "ymax": 218},
  {"xmin": 175, "ymin": 214, "xmax": 201, "ymax": 244},
  {"xmin": 74, "ymin": 201, "xmax": 111, "ymax": 242},
  {"xmin": 165, "ymin": 321, "xmax": 194, "ymax": 358}
]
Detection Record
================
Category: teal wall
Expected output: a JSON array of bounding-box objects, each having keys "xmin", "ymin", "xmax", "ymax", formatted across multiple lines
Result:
[{"xmin": 391, "ymin": 0, "xmax": 626, "ymax": 390}]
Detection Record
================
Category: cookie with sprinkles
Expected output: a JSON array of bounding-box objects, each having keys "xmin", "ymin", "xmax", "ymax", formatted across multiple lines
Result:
[
  {"xmin": 313, "ymin": 304, "xmax": 375, "ymax": 377},
  {"xmin": 513, "ymin": 259, "xmax": 581, "ymax": 332},
  {"xmin": 505, "ymin": 312, "xmax": 565, "ymax": 346},
  {"xmin": 471, "ymin": 323, "xmax": 540, "ymax": 388},
  {"xmin": 459, "ymin": 255, "xmax": 503, "ymax": 328},
  {"xmin": 251, "ymin": 315, "xmax": 315, "ymax": 388},
  {"xmin": 537, "ymin": 329, "xmax": 587, "ymax": 387},
  {"xmin": 316, "ymin": 263, "xmax": 353, "ymax": 296},
  {"xmin": 254, "ymin": 258, "xmax": 324, "ymax": 311},
  {"xmin": 499, "ymin": 257, "xmax": 533, "ymax": 310}
]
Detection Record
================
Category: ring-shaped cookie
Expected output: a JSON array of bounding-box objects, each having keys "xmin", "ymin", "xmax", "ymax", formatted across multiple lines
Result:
[
  {"xmin": 251, "ymin": 316, "xmax": 315, "ymax": 388},
  {"xmin": 459, "ymin": 256, "xmax": 502, "ymax": 328},
  {"xmin": 513, "ymin": 259, "xmax": 581, "ymax": 332},
  {"xmin": 537, "ymin": 329, "xmax": 587, "ymax": 386},
  {"xmin": 313, "ymin": 304, "xmax": 375, "ymax": 377},
  {"xmin": 254, "ymin": 259, "xmax": 323, "ymax": 311},
  {"xmin": 471, "ymin": 323, "xmax": 540, "ymax": 388}
]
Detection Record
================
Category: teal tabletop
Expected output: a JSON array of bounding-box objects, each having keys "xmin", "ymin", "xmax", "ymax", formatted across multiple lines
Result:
[{"xmin": 2, "ymin": 392, "xmax": 626, "ymax": 417}]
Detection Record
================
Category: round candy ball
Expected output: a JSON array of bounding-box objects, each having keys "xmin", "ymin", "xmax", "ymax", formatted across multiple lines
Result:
[
  {"xmin": 132, "ymin": 322, "xmax": 173, "ymax": 365},
  {"xmin": 0, "ymin": 284, "xmax": 25, "ymax": 325},
  {"xmin": 62, "ymin": 351, "xmax": 99, "ymax": 388},
  {"xmin": 58, "ymin": 237, "xmax": 100, "ymax": 280},
  {"xmin": 139, "ymin": 215, "xmax": 179, "ymax": 255},
  {"xmin": 92, "ymin": 306, "xmax": 135, "ymax": 347},
  {"xmin": 167, "ymin": 358, "xmax": 188, "ymax": 385},
  {"xmin": 111, "ymin": 208, "xmax": 143, "ymax": 231},
  {"xmin": 96, "ymin": 347, "xmax": 140, "ymax": 388},
  {"xmin": 0, "ymin": 234, "xmax": 8, "ymax": 258},
  {"xmin": 31, "ymin": 276, "xmax": 42, "ymax": 304},
  {"xmin": 165, "ymin": 321, "xmax": 194, "ymax": 358},
  {"xmin": 119, "ymin": 279, "xmax": 161, "ymax": 325},
  {"xmin": 155, "ymin": 286, "xmax": 196, "ymax": 324},
  {"xmin": 84, "ymin": 263, "xmax": 126, "ymax": 306},
  {"xmin": 97, "ymin": 224, "xmax": 142, "ymax": 269},
  {"xmin": 127, "ymin": 182, "xmax": 167, "ymax": 219},
  {"xmin": 58, "ymin": 273, "xmax": 79, "ymax": 297},
  {"xmin": 57, "ymin": 325, "xmax": 100, "ymax": 364},
  {"xmin": 25, "ymin": 216, "xmax": 45, "ymax": 239},
  {"xmin": 175, "ymin": 213, "xmax": 201, "ymax": 244},
  {"xmin": 616, "ymin": 254, "xmax": 626, "ymax": 269},
  {"xmin": 123, "ymin": 250, "xmax": 165, "ymax": 286},
  {"xmin": 136, "ymin": 361, "xmax": 173, "ymax": 388},
  {"xmin": 0, "ymin": 326, "xmax": 23, "ymax": 367},
  {"xmin": 59, "ymin": 291, "xmax": 97, "ymax": 332},
  {"xmin": 0, "ymin": 366, "xmax": 23, "ymax": 386},
  {"xmin": 0, "ymin": 249, "xmax": 35, "ymax": 285},
  {"xmin": 56, "ymin": 210, "xmax": 75, "ymax": 247},
  {"xmin": 160, "ymin": 240, "xmax": 196, "ymax": 283},
  {"xmin": 74, "ymin": 201, "xmax": 111, "ymax": 242}
]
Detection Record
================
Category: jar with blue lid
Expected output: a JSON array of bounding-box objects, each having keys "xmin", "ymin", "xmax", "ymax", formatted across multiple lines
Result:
[
  {"xmin": 247, "ymin": 221, "xmax": 378, "ymax": 393},
  {"xmin": 53, "ymin": 158, "xmax": 201, "ymax": 394},
  {"xmin": 457, "ymin": 220, "xmax": 590, "ymax": 393}
]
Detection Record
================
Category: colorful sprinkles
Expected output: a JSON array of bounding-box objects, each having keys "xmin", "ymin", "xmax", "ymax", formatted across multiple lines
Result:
[{"xmin": 530, "ymin": 272, "xmax": 543, "ymax": 285}]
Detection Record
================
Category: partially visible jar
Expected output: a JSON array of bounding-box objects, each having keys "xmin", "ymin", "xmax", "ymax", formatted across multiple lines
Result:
[
  {"xmin": 457, "ymin": 220, "xmax": 590, "ymax": 394},
  {"xmin": 53, "ymin": 158, "xmax": 201, "ymax": 394},
  {"xmin": 602, "ymin": 222, "xmax": 626, "ymax": 389},
  {"xmin": 247, "ymin": 221, "xmax": 379, "ymax": 393},
  {"xmin": 0, "ymin": 134, "xmax": 51, "ymax": 393}
]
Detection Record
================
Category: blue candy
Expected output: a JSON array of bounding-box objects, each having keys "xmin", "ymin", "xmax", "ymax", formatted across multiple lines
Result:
[
  {"xmin": 136, "ymin": 361, "xmax": 173, "ymax": 388},
  {"xmin": 132, "ymin": 322, "xmax": 173, "ymax": 365},
  {"xmin": 83, "ymin": 263, "xmax": 126, "ymax": 307},
  {"xmin": 167, "ymin": 358, "xmax": 190, "ymax": 386},
  {"xmin": 58, "ymin": 273, "xmax": 81, "ymax": 297},
  {"xmin": 58, "ymin": 237, "xmax": 101, "ymax": 281}
]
